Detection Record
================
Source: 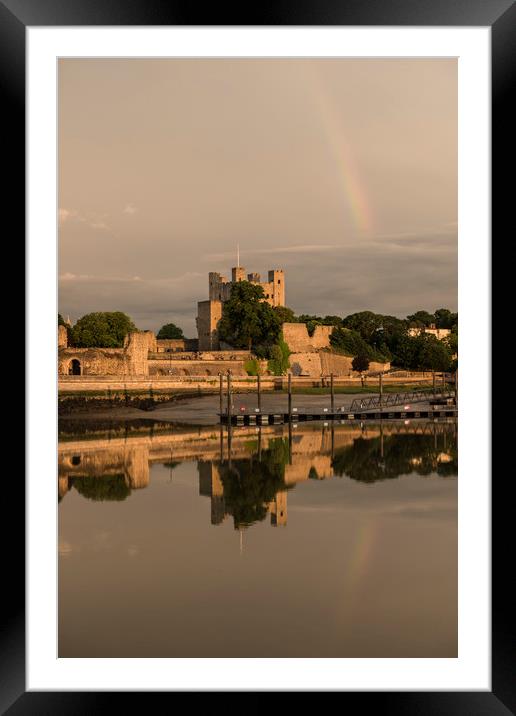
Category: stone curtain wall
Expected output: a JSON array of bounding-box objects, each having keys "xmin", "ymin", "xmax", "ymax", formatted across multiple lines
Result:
[
  {"xmin": 148, "ymin": 359, "xmax": 248, "ymax": 377},
  {"xmin": 282, "ymin": 323, "xmax": 333, "ymax": 353},
  {"xmin": 58, "ymin": 331, "xmax": 149, "ymax": 377},
  {"xmin": 283, "ymin": 323, "xmax": 389, "ymax": 377},
  {"xmin": 58, "ymin": 347, "xmax": 129, "ymax": 376},
  {"xmin": 58, "ymin": 325, "xmax": 68, "ymax": 348},
  {"xmin": 290, "ymin": 352, "xmax": 390, "ymax": 377},
  {"xmin": 124, "ymin": 332, "xmax": 149, "ymax": 376}
]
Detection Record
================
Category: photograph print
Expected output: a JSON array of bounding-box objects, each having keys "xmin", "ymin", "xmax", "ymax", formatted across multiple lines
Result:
[{"xmin": 57, "ymin": 58, "xmax": 458, "ymax": 658}]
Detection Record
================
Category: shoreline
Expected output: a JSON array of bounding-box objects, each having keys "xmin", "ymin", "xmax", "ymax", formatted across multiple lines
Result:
[{"xmin": 58, "ymin": 390, "xmax": 448, "ymax": 427}]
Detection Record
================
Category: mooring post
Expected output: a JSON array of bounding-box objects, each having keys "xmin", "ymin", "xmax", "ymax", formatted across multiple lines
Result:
[
  {"xmin": 226, "ymin": 369, "xmax": 232, "ymax": 425},
  {"xmin": 454, "ymin": 369, "xmax": 458, "ymax": 405},
  {"xmin": 219, "ymin": 372, "xmax": 223, "ymax": 418},
  {"xmin": 379, "ymin": 372, "xmax": 383, "ymax": 414},
  {"xmin": 257, "ymin": 373, "xmax": 261, "ymax": 413},
  {"xmin": 330, "ymin": 373, "xmax": 334, "ymax": 413},
  {"xmin": 227, "ymin": 421, "xmax": 233, "ymax": 466},
  {"xmin": 288, "ymin": 372, "xmax": 292, "ymax": 420},
  {"xmin": 432, "ymin": 371, "xmax": 436, "ymax": 397}
]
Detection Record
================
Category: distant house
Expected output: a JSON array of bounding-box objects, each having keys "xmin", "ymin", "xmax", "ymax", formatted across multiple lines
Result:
[{"xmin": 407, "ymin": 324, "xmax": 451, "ymax": 341}]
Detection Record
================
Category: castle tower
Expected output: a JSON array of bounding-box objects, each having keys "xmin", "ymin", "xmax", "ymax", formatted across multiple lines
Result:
[
  {"xmin": 197, "ymin": 264, "xmax": 285, "ymax": 347},
  {"xmin": 231, "ymin": 266, "xmax": 246, "ymax": 283},
  {"xmin": 198, "ymin": 461, "xmax": 226, "ymax": 525},
  {"xmin": 270, "ymin": 490, "xmax": 287, "ymax": 526},
  {"xmin": 268, "ymin": 269, "xmax": 285, "ymax": 307},
  {"xmin": 196, "ymin": 300, "xmax": 222, "ymax": 350}
]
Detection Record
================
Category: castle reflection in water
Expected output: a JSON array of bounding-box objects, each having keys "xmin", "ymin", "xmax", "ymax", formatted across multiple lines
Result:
[{"xmin": 58, "ymin": 420, "xmax": 457, "ymax": 531}]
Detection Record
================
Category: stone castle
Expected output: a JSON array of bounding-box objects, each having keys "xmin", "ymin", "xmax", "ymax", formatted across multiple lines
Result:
[
  {"xmin": 196, "ymin": 266, "xmax": 285, "ymax": 350},
  {"xmin": 58, "ymin": 263, "xmax": 392, "ymax": 379}
]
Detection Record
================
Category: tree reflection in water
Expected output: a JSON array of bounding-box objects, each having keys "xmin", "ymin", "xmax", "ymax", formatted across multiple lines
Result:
[
  {"xmin": 71, "ymin": 474, "xmax": 131, "ymax": 502},
  {"xmin": 59, "ymin": 426, "xmax": 457, "ymax": 526},
  {"xmin": 331, "ymin": 432, "xmax": 457, "ymax": 483},
  {"xmin": 218, "ymin": 438, "xmax": 290, "ymax": 530}
]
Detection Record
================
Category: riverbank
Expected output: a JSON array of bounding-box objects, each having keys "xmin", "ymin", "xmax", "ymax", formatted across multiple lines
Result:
[{"xmin": 58, "ymin": 390, "xmax": 444, "ymax": 426}]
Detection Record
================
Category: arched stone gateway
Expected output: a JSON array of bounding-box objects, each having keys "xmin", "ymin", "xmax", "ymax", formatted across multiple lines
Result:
[{"xmin": 69, "ymin": 359, "xmax": 81, "ymax": 376}]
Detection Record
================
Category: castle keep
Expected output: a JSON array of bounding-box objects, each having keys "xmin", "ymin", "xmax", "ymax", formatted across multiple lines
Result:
[{"xmin": 196, "ymin": 266, "xmax": 285, "ymax": 350}]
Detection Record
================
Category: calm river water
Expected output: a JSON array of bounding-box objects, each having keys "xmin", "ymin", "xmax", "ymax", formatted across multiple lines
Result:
[{"xmin": 58, "ymin": 419, "xmax": 457, "ymax": 657}]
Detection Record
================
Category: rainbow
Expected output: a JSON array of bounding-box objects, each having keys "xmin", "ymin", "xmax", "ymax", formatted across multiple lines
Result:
[{"xmin": 309, "ymin": 64, "xmax": 374, "ymax": 237}]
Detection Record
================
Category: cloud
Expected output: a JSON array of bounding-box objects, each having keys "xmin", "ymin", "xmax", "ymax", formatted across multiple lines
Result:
[
  {"xmin": 59, "ymin": 208, "xmax": 112, "ymax": 233},
  {"xmin": 59, "ymin": 271, "xmax": 205, "ymax": 334},
  {"xmin": 204, "ymin": 244, "xmax": 339, "ymax": 262},
  {"xmin": 58, "ymin": 208, "xmax": 78, "ymax": 225},
  {"xmin": 123, "ymin": 203, "xmax": 138, "ymax": 215}
]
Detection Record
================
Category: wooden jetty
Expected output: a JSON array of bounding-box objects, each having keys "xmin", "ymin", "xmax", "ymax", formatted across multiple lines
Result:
[{"xmin": 219, "ymin": 408, "xmax": 457, "ymax": 426}]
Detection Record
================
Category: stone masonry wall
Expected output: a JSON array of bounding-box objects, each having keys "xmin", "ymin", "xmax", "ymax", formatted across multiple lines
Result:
[
  {"xmin": 289, "ymin": 351, "xmax": 390, "ymax": 378},
  {"xmin": 58, "ymin": 325, "xmax": 68, "ymax": 348},
  {"xmin": 58, "ymin": 331, "xmax": 149, "ymax": 377},
  {"xmin": 148, "ymin": 359, "xmax": 248, "ymax": 377},
  {"xmin": 282, "ymin": 323, "xmax": 332, "ymax": 352}
]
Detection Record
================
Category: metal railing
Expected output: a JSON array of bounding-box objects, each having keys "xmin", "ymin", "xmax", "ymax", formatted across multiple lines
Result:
[{"xmin": 348, "ymin": 383, "xmax": 455, "ymax": 412}]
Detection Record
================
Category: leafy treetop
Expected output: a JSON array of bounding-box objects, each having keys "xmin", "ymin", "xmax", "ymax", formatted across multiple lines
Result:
[
  {"xmin": 71, "ymin": 311, "xmax": 137, "ymax": 348},
  {"xmin": 157, "ymin": 323, "xmax": 184, "ymax": 339},
  {"xmin": 217, "ymin": 281, "xmax": 281, "ymax": 351}
]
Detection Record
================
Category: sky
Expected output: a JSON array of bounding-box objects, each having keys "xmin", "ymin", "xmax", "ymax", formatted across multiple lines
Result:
[{"xmin": 58, "ymin": 58, "xmax": 457, "ymax": 336}]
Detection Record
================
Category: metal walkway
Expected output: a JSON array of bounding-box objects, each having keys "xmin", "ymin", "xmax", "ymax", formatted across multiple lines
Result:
[{"xmin": 348, "ymin": 385, "xmax": 455, "ymax": 412}]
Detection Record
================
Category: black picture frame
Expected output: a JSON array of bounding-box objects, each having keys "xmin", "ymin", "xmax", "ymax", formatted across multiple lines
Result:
[{"xmin": 6, "ymin": 0, "xmax": 512, "ymax": 710}]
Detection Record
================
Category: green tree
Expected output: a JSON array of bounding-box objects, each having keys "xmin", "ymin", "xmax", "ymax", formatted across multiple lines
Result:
[
  {"xmin": 273, "ymin": 306, "xmax": 296, "ymax": 325},
  {"xmin": 389, "ymin": 334, "xmax": 418, "ymax": 369},
  {"xmin": 433, "ymin": 308, "xmax": 454, "ymax": 329},
  {"xmin": 157, "ymin": 322, "xmax": 184, "ymax": 339},
  {"xmin": 71, "ymin": 311, "xmax": 136, "ymax": 348},
  {"xmin": 267, "ymin": 333, "xmax": 291, "ymax": 376},
  {"xmin": 415, "ymin": 334, "xmax": 452, "ymax": 371},
  {"xmin": 330, "ymin": 327, "xmax": 388, "ymax": 363},
  {"xmin": 218, "ymin": 281, "xmax": 281, "ymax": 351},
  {"xmin": 342, "ymin": 311, "xmax": 384, "ymax": 341},
  {"xmin": 406, "ymin": 310, "xmax": 435, "ymax": 327},
  {"xmin": 322, "ymin": 315, "xmax": 344, "ymax": 328},
  {"xmin": 58, "ymin": 313, "xmax": 66, "ymax": 326},
  {"xmin": 352, "ymin": 354, "xmax": 370, "ymax": 373}
]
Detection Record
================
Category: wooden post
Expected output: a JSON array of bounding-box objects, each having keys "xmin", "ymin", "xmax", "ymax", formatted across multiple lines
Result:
[
  {"xmin": 226, "ymin": 370, "xmax": 232, "ymax": 425},
  {"xmin": 330, "ymin": 373, "xmax": 334, "ymax": 413},
  {"xmin": 432, "ymin": 371, "xmax": 436, "ymax": 396},
  {"xmin": 379, "ymin": 372, "xmax": 383, "ymax": 414},
  {"xmin": 257, "ymin": 373, "xmax": 261, "ymax": 412},
  {"xmin": 219, "ymin": 373, "xmax": 223, "ymax": 417},
  {"xmin": 227, "ymin": 421, "xmax": 232, "ymax": 466},
  {"xmin": 454, "ymin": 369, "xmax": 458, "ymax": 405},
  {"xmin": 287, "ymin": 372, "xmax": 292, "ymax": 420}
]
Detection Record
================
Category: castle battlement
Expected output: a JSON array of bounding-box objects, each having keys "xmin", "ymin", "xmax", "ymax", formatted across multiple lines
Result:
[{"xmin": 199, "ymin": 265, "xmax": 285, "ymax": 350}]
